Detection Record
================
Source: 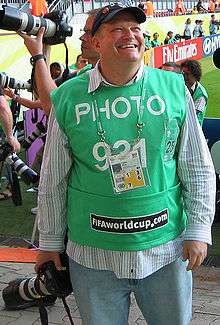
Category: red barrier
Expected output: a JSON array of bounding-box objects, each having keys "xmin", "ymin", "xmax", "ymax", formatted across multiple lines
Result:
[{"xmin": 153, "ymin": 38, "xmax": 203, "ymax": 68}]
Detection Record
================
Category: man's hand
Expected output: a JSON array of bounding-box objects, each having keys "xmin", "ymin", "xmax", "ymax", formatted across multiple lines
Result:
[
  {"xmin": 183, "ymin": 240, "xmax": 208, "ymax": 271},
  {"xmin": 7, "ymin": 135, "xmax": 20, "ymax": 153},
  {"xmin": 18, "ymin": 27, "xmax": 45, "ymax": 57},
  {"xmin": 35, "ymin": 250, "xmax": 63, "ymax": 273}
]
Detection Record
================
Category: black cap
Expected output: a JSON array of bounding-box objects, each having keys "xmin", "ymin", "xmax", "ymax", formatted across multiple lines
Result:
[{"xmin": 91, "ymin": 4, "xmax": 146, "ymax": 36}]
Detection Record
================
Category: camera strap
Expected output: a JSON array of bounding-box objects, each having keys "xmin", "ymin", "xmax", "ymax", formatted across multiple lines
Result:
[
  {"xmin": 37, "ymin": 298, "xmax": 48, "ymax": 325},
  {"xmin": 61, "ymin": 297, "xmax": 75, "ymax": 325},
  {"xmin": 38, "ymin": 297, "xmax": 75, "ymax": 325}
]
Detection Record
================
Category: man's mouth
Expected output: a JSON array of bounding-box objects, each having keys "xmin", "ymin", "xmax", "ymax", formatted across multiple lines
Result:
[{"xmin": 118, "ymin": 44, "xmax": 138, "ymax": 49}]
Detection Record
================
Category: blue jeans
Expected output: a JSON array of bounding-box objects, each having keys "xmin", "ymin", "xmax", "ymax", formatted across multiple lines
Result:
[{"xmin": 69, "ymin": 258, "xmax": 192, "ymax": 325}]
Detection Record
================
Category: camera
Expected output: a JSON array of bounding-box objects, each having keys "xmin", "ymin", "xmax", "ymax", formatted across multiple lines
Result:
[
  {"xmin": 0, "ymin": 72, "xmax": 31, "ymax": 90},
  {"xmin": 0, "ymin": 142, "xmax": 39, "ymax": 185},
  {"xmin": 2, "ymin": 255, "xmax": 72, "ymax": 310},
  {"xmin": 0, "ymin": 5, "xmax": 73, "ymax": 45},
  {"xmin": 21, "ymin": 121, "xmax": 47, "ymax": 149}
]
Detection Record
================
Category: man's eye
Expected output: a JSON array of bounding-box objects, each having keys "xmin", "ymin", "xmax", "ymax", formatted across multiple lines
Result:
[{"xmin": 132, "ymin": 27, "xmax": 141, "ymax": 32}]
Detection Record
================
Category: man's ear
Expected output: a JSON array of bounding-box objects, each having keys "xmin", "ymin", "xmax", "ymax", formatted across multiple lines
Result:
[{"xmin": 92, "ymin": 35, "xmax": 101, "ymax": 53}]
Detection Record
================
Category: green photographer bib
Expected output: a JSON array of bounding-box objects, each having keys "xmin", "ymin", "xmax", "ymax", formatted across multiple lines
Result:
[{"xmin": 52, "ymin": 67, "xmax": 187, "ymax": 251}]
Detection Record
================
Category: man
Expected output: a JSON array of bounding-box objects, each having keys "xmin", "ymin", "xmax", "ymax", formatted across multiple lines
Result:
[
  {"xmin": 209, "ymin": 14, "xmax": 219, "ymax": 35},
  {"xmin": 151, "ymin": 32, "xmax": 161, "ymax": 47},
  {"xmin": 21, "ymin": 4, "xmax": 215, "ymax": 325},
  {"xmin": 181, "ymin": 59, "xmax": 208, "ymax": 125},
  {"xmin": 193, "ymin": 19, "xmax": 205, "ymax": 38},
  {"xmin": 19, "ymin": 9, "xmax": 100, "ymax": 113},
  {"xmin": 143, "ymin": 31, "xmax": 151, "ymax": 49},
  {"xmin": 0, "ymin": 87, "xmax": 20, "ymax": 152},
  {"xmin": 164, "ymin": 31, "xmax": 177, "ymax": 44}
]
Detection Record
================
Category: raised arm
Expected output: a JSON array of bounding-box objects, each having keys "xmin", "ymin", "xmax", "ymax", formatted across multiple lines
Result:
[
  {"xmin": 18, "ymin": 27, "xmax": 56, "ymax": 114},
  {"xmin": 0, "ymin": 91, "xmax": 20, "ymax": 152}
]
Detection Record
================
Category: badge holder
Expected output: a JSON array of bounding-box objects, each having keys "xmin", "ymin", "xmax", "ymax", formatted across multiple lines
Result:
[{"xmin": 92, "ymin": 76, "xmax": 150, "ymax": 194}]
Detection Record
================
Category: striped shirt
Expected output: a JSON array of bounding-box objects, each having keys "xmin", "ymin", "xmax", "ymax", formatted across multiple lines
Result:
[{"xmin": 37, "ymin": 65, "xmax": 216, "ymax": 279}]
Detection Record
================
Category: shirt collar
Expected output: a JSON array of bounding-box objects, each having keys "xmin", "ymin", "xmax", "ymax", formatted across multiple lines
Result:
[
  {"xmin": 191, "ymin": 82, "xmax": 197, "ymax": 92},
  {"xmin": 87, "ymin": 60, "xmax": 144, "ymax": 93}
]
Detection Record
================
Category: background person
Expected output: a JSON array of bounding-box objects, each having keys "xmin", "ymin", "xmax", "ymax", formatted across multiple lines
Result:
[
  {"xmin": 19, "ymin": 4, "xmax": 216, "ymax": 324},
  {"xmin": 49, "ymin": 62, "xmax": 64, "ymax": 80},
  {"xmin": 0, "ymin": 87, "xmax": 20, "ymax": 152},
  {"xmin": 193, "ymin": 19, "xmax": 205, "ymax": 37},
  {"xmin": 174, "ymin": 0, "xmax": 187, "ymax": 15},
  {"xmin": 17, "ymin": 9, "xmax": 100, "ymax": 114},
  {"xmin": 181, "ymin": 59, "xmax": 208, "ymax": 125},
  {"xmin": 151, "ymin": 32, "xmax": 161, "ymax": 47},
  {"xmin": 69, "ymin": 54, "xmax": 88, "ymax": 71},
  {"xmin": 183, "ymin": 18, "xmax": 192, "ymax": 40}
]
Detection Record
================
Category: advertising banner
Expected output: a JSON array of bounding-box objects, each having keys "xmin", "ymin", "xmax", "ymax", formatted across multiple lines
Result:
[
  {"xmin": 154, "ymin": 38, "xmax": 203, "ymax": 68},
  {"xmin": 203, "ymin": 34, "xmax": 220, "ymax": 57}
]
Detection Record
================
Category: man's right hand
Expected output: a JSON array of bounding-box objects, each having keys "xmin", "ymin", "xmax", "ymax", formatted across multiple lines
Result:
[
  {"xmin": 7, "ymin": 135, "xmax": 20, "ymax": 153},
  {"xmin": 35, "ymin": 250, "xmax": 63, "ymax": 273},
  {"xmin": 18, "ymin": 27, "xmax": 45, "ymax": 57}
]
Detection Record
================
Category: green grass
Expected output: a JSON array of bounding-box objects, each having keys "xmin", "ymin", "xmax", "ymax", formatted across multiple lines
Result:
[
  {"xmin": 0, "ymin": 179, "xmax": 37, "ymax": 238},
  {"xmin": 200, "ymin": 57, "xmax": 220, "ymax": 118}
]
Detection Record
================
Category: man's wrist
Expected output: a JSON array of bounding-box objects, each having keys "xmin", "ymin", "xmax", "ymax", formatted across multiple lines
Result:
[
  {"xmin": 6, "ymin": 134, "xmax": 14, "ymax": 141},
  {"xmin": 30, "ymin": 54, "xmax": 46, "ymax": 65},
  {"xmin": 12, "ymin": 94, "xmax": 19, "ymax": 102}
]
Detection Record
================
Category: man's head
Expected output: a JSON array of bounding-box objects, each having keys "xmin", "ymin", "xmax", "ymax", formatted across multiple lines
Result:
[
  {"xmin": 49, "ymin": 62, "xmax": 64, "ymax": 80},
  {"xmin": 76, "ymin": 54, "xmax": 88, "ymax": 70},
  {"xmin": 167, "ymin": 31, "xmax": 173, "ymax": 38},
  {"xmin": 91, "ymin": 5, "xmax": 146, "ymax": 66},
  {"xmin": 153, "ymin": 32, "xmax": 159, "ymax": 40},
  {"xmin": 211, "ymin": 14, "xmax": 216, "ymax": 20},
  {"xmin": 79, "ymin": 9, "xmax": 100, "ymax": 65},
  {"xmin": 181, "ymin": 59, "xmax": 202, "ymax": 88}
]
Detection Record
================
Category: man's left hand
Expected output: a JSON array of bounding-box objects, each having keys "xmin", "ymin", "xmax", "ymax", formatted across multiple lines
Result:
[{"xmin": 183, "ymin": 240, "xmax": 208, "ymax": 271}]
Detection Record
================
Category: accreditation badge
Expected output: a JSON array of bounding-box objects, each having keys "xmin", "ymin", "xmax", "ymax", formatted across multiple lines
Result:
[{"xmin": 108, "ymin": 148, "xmax": 146, "ymax": 193}]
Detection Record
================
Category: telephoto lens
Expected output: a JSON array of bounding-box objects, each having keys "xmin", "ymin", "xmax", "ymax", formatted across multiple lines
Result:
[
  {"xmin": 2, "ymin": 277, "xmax": 57, "ymax": 310},
  {"xmin": 6, "ymin": 154, "xmax": 39, "ymax": 185},
  {"xmin": 0, "ymin": 5, "xmax": 73, "ymax": 45},
  {"xmin": 0, "ymin": 72, "xmax": 32, "ymax": 90},
  {"xmin": 21, "ymin": 121, "xmax": 47, "ymax": 149},
  {"xmin": 2, "ymin": 254, "xmax": 72, "ymax": 310}
]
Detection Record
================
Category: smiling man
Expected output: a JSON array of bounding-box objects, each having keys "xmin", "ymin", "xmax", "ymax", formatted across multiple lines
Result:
[{"xmin": 31, "ymin": 4, "xmax": 215, "ymax": 325}]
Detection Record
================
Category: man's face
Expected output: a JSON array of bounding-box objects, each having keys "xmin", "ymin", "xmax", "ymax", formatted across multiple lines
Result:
[
  {"xmin": 168, "ymin": 32, "xmax": 173, "ymax": 38},
  {"xmin": 182, "ymin": 68, "xmax": 196, "ymax": 88},
  {"xmin": 92, "ymin": 12, "xmax": 145, "ymax": 65},
  {"xmin": 153, "ymin": 33, "xmax": 159, "ymax": 40},
  {"xmin": 80, "ymin": 16, "xmax": 99, "ymax": 62},
  {"xmin": 76, "ymin": 56, "xmax": 88, "ymax": 70}
]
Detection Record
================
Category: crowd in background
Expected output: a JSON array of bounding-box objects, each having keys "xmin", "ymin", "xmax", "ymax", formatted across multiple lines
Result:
[
  {"xmin": 143, "ymin": 13, "xmax": 219, "ymax": 49},
  {"xmin": 137, "ymin": 0, "xmax": 220, "ymax": 16}
]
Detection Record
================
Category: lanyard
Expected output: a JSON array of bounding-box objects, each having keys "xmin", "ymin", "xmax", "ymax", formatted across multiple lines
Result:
[{"xmin": 92, "ymin": 74, "xmax": 146, "ymax": 148}]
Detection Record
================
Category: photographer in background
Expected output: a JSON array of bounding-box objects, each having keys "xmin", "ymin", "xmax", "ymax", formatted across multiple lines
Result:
[
  {"xmin": 181, "ymin": 59, "xmax": 208, "ymax": 126},
  {"xmin": 0, "ymin": 87, "xmax": 20, "ymax": 152}
]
